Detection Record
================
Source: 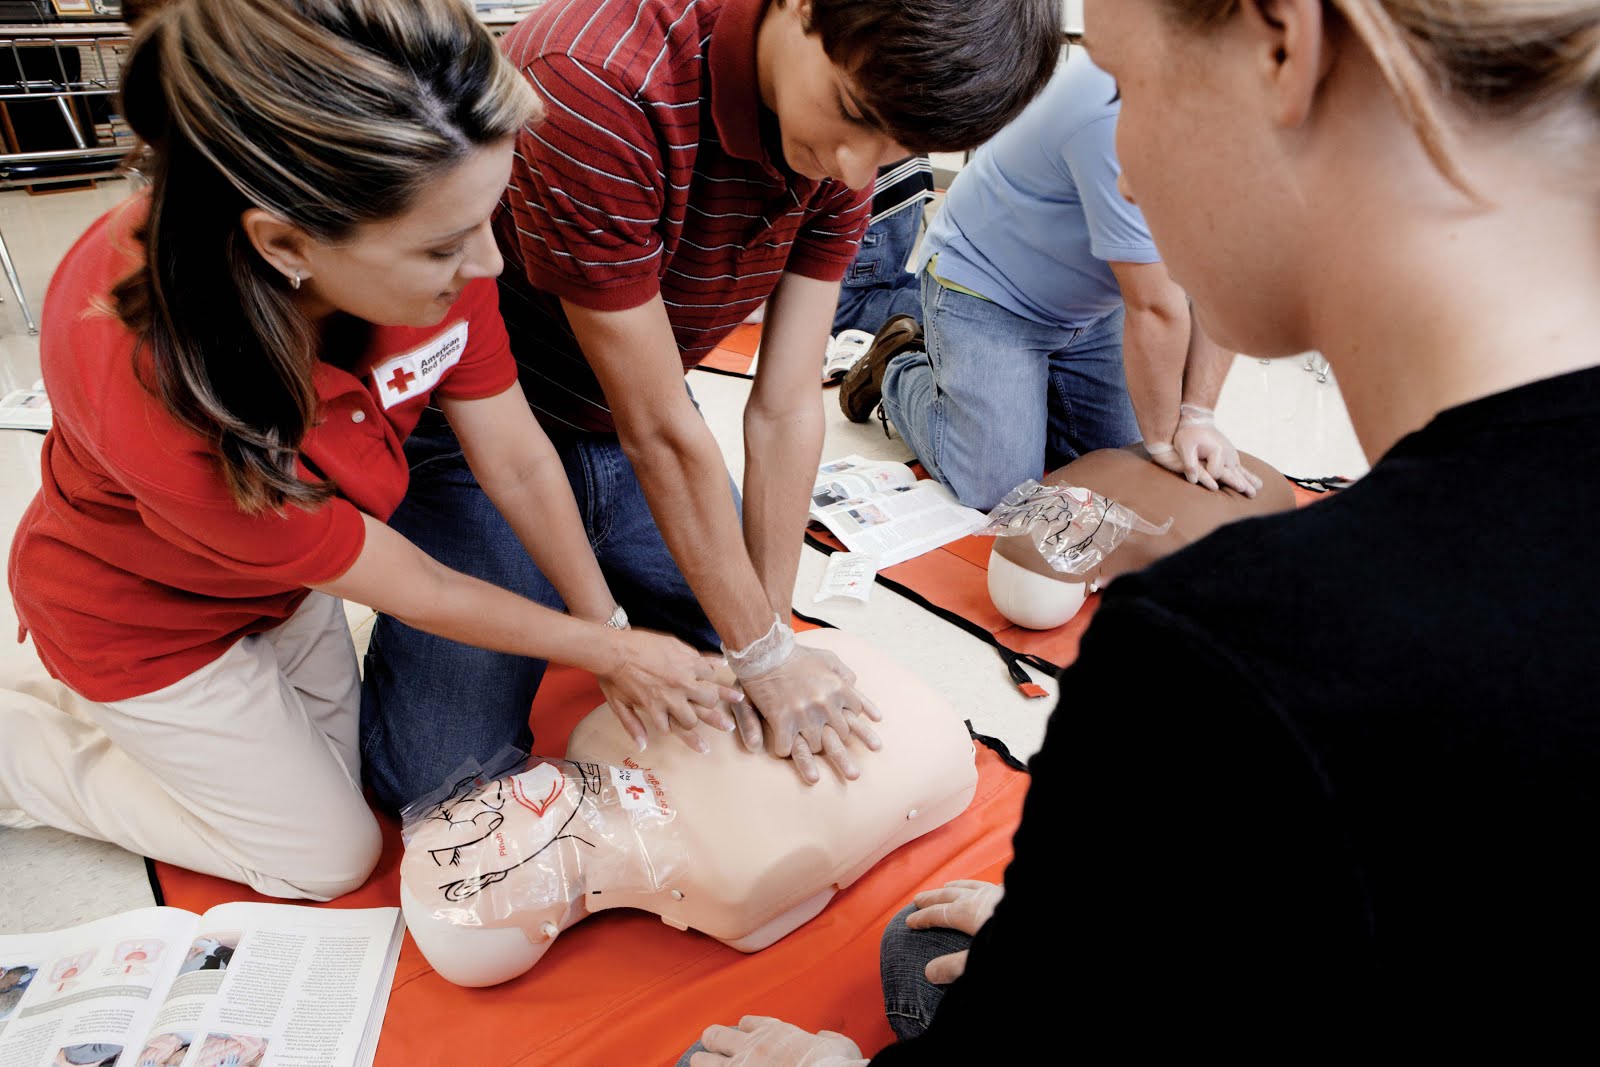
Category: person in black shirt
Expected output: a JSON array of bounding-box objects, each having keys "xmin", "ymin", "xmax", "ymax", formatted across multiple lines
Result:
[{"xmin": 685, "ymin": 0, "xmax": 1600, "ymax": 1060}]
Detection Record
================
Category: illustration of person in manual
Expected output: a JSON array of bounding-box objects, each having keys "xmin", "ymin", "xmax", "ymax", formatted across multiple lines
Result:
[
  {"xmin": 48, "ymin": 950, "xmax": 95, "ymax": 994},
  {"xmin": 114, "ymin": 938, "xmax": 165, "ymax": 977}
]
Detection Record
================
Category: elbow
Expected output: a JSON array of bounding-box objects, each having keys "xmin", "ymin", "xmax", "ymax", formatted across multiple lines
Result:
[
  {"xmin": 614, "ymin": 411, "xmax": 714, "ymax": 477},
  {"xmin": 384, "ymin": 556, "xmax": 453, "ymax": 634},
  {"xmin": 745, "ymin": 388, "xmax": 822, "ymax": 449},
  {"xmin": 474, "ymin": 451, "xmax": 561, "ymax": 503},
  {"xmin": 1125, "ymin": 294, "xmax": 1190, "ymax": 329}
]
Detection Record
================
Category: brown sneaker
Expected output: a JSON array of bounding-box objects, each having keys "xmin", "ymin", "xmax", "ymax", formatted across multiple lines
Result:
[{"xmin": 838, "ymin": 314, "xmax": 923, "ymax": 423}]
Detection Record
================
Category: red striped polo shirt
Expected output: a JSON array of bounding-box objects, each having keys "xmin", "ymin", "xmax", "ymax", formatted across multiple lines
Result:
[{"xmin": 494, "ymin": 0, "xmax": 871, "ymax": 434}]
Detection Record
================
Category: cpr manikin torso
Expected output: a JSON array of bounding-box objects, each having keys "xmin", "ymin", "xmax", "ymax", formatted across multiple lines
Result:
[
  {"xmin": 987, "ymin": 448, "xmax": 1296, "ymax": 628},
  {"xmin": 400, "ymin": 630, "xmax": 978, "ymax": 987}
]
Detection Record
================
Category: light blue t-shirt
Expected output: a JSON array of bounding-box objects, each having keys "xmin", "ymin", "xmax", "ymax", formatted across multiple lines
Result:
[{"xmin": 915, "ymin": 49, "xmax": 1159, "ymax": 330}]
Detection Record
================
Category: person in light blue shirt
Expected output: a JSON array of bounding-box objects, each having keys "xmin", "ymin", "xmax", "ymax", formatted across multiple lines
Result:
[{"xmin": 843, "ymin": 48, "xmax": 1260, "ymax": 510}]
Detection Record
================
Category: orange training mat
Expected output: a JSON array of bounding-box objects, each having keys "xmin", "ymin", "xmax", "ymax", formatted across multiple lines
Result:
[
  {"xmin": 151, "ymin": 618, "xmax": 1029, "ymax": 1066},
  {"xmin": 696, "ymin": 322, "xmax": 761, "ymax": 377},
  {"xmin": 808, "ymin": 482, "xmax": 1329, "ymax": 692}
]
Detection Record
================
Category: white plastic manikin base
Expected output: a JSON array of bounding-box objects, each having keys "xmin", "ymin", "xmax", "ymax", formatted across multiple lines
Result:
[{"xmin": 986, "ymin": 546, "xmax": 1090, "ymax": 630}]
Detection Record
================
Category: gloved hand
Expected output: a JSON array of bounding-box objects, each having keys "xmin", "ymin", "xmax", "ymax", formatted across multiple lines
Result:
[
  {"xmin": 1148, "ymin": 404, "xmax": 1263, "ymax": 496},
  {"xmin": 904, "ymin": 879, "xmax": 1005, "ymax": 984},
  {"xmin": 724, "ymin": 620, "xmax": 882, "ymax": 785},
  {"xmin": 690, "ymin": 1016, "xmax": 869, "ymax": 1067},
  {"xmin": 598, "ymin": 629, "xmax": 741, "ymax": 753}
]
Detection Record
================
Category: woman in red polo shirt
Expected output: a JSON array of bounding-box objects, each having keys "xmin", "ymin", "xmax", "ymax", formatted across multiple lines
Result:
[{"xmin": 0, "ymin": 0, "xmax": 737, "ymax": 900}]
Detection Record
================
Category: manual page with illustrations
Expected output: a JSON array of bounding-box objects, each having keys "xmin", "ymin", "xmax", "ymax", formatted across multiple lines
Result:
[
  {"xmin": 0, "ymin": 903, "xmax": 402, "ymax": 1067},
  {"xmin": 809, "ymin": 455, "xmax": 987, "ymax": 568},
  {"xmin": 0, "ymin": 386, "xmax": 51, "ymax": 432}
]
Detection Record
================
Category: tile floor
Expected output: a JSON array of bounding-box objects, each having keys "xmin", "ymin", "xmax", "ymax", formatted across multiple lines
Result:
[{"xmin": 0, "ymin": 182, "xmax": 1369, "ymax": 935}]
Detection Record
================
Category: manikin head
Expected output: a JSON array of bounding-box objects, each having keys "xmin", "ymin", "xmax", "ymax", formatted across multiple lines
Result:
[
  {"xmin": 400, "ymin": 758, "xmax": 683, "ymax": 984},
  {"xmin": 987, "ymin": 448, "xmax": 1296, "ymax": 629}
]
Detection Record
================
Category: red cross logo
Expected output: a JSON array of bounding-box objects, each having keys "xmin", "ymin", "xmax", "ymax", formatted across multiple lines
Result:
[
  {"xmin": 386, "ymin": 366, "xmax": 416, "ymax": 395},
  {"xmin": 626, "ymin": 785, "xmax": 646, "ymax": 800}
]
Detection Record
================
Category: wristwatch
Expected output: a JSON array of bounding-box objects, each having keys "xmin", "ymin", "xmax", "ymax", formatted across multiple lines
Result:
[{"xmin": 604, "ymin": 604, "xmax": 629, "ymax": 630}]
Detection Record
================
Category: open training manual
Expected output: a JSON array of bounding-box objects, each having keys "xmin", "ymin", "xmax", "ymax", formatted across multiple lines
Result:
[
  {"xmin": 810, "ymin": 455, "xmax": 987, "ymax": 568},
  {"xmin": 0, "ymin": 385, "xmax": 50, "ymax": 432},
  {"xmin": 0, "ymin": 903, "xmax": 402, "ymax": 1067}
]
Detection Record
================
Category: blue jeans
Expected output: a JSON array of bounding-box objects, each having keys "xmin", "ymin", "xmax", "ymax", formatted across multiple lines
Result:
[
  {"xmin": 359, "ymin": 407, "xmax": 720, "ymax": 813},
  {"xmin": 832, "ymin": 203, "xmax": 924, "ymax": 336},
  {"xmin": 881, "ymin": 269, "xmax": 1139, "ymax": 511},
  {"xmin": 880, "ymin": 902, "xmax": 972, "ymax": 1041},
  {"xmin": 671, "ymin": 904, "xmax": 969, "ymax": 1064}
]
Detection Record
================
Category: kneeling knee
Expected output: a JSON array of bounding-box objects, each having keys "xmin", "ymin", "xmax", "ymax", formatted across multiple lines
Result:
[{"xmin": 272, "ymin": 811, "xmax": 383, "ymax": 901}]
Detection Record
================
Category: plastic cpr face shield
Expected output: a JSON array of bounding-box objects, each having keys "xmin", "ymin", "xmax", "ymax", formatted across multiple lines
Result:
[
  {"xmin": 400, "ymin": 758, "xmax": 685, "ymax": 959},
  {"xmin": 980, "ymin": 480, "xmax": 1171, "ymax": 576},
  {"xmin": 980, "ymin": 480, "xmax": 1171, "ymax": 630}
]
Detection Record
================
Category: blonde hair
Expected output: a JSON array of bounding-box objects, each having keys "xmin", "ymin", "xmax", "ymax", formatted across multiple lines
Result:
[
  {"xmin": 114, "ymin": 0, "xmax": 539, "ymax": 513},
  {"xmin": 1167, "ymin": 0, "xmax": 1600, "ymax": 190}
]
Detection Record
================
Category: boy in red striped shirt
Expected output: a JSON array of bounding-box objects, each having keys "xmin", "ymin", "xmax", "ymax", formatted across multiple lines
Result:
[{"xmin": 361, "ymin": 0, "xmax": 1063, "ymax": 810}]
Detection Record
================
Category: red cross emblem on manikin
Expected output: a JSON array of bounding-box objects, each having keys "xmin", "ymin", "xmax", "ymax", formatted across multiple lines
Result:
[{"xmin": 386, "ymin": 365, "xmax": 417, "ymax": 396}]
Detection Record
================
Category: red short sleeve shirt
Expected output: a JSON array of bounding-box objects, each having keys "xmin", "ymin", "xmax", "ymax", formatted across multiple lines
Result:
[
  {"xmin": 493, "ymin": 0, "xmax": 872, "ymax": 433},
  {"xmin": 9, "ymin": 197, "xmax": 519, "ymax": 701}
]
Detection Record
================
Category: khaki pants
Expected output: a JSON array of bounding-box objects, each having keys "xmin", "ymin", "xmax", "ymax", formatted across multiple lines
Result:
[{"xmin": 0, "ymin": 593, "xmax": 381, "ymax": 900}]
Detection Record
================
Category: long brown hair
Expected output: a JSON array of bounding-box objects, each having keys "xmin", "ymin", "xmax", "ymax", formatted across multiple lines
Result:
[{"xmin": 113, "ymin": 0, "xmax": 538, "ymax": 513}]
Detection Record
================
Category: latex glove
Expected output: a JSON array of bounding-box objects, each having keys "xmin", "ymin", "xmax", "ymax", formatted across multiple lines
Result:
[
  {"xmin": 691, "ymin": 1016, "xmax": 869, "ymax": 1067},
  {"xmin": 1151, "ymin": 404, "xmax": 1263, "ymax": 496},
  {"xmin": 598, "ymin": 630, "xmax": 741, "ymax": 753},
  {"xmin": 905, "ymin": 879, "xmax": 1004, "ymax": 985},
  {"xmin": 730, "ymin": 645, "xmax": 883, "ymax": 785}
]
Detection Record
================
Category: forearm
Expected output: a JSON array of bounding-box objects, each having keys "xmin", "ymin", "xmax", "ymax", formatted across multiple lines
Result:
[
  {"xmin": 1121, "ymin": 303, "xmax": 1191, "ymax": 446},
  {"xmin": 1179, "ymin": 309, "xmax": 1234, "ymax": 412},
  {"xmin": 480, "ymin": 455, "xmax": 616, "ymax": 623},
  {"xmin": 317, "ymin": 515, "xmax": 622, "ymax": 675},
  {"xmin": 563, "ymin": 291, "xmax": 802, "ymax": 651},
  {"xmin": 443, "ymin": 391, "xmax": 616, "ymax": 622},
  {"xmin": 743, "ymin": 399, "xmax": 824, "ymax": 615},
  {"xmin": 405, "ymin": 569, "xmax": 618, "ymax": 673},
  {"xmin": 622, "ymin": 421, "xmax": 777, "ymax": 649},
  {"xmin": 741, "ymin": 269, "xmax": 838, "ymax": 615}
]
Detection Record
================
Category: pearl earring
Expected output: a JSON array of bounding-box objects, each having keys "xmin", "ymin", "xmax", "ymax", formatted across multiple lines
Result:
[{"xmin": 289, "ymin": 273, "xmax": 301, "ymax": 290}]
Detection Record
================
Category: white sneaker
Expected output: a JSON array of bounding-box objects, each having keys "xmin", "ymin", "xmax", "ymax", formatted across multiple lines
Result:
[{"xmin": 821, "ymin": 330, "xmax": 876, "ymax": 384}]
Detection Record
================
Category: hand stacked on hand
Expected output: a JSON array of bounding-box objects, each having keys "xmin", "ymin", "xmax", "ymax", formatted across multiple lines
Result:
[
  {"xmin": 1146, "ymin": 404, "xmax": 1263, "ymax": 496},
  {"xmin": 598, "ymin": 626, "xmax": 742, "ymax": 753},
  {"xmin": 724, "ymin": 618, "xmax": 882, "ymax": 785}
]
